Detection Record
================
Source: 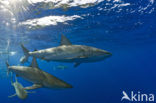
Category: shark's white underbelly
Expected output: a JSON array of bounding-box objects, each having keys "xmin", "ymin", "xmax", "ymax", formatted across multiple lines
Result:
[{"xmin": 45, "ymin": 55, "xmax": 107, "ymax": 63}]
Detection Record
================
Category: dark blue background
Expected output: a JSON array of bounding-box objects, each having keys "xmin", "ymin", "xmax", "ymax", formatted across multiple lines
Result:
[{"xmin": 0, "ymin": 0, "xmax": 156, "ymax": 103}]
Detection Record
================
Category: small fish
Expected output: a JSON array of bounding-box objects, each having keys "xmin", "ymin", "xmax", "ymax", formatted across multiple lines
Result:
[
  {"xmin": 8, "ymin": 75, "xmax": 35, "ymax": 100},
  {"xmin": 53, "ymin": 65, "xmax": 68, "ymax": 70}
]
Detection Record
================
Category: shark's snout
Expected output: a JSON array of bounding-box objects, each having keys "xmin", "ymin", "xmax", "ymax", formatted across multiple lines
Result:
[
  {"xmin": 66, "ymin": 84, "xmax": 73, "ymax": 88},
  {"xmin": 105, "ymin": 51, "xmax": 112, "ymax": 56},
  {"xmin": 7, "ymin": 66, "xmax": 23, "ymax": 73},
  {"xmin": 96, "ymin": 50, "xmax": 112, "ymax": 57}
]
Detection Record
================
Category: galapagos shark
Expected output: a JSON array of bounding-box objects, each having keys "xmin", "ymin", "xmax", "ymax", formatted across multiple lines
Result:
[
  {"xmin": 6, "ymin": 58, "xmax": 72, "ymax": 90},
  {"xmin": 9, "ymin": 75, "xmax": 35, "ymax": 100},
  {"xmin": 20, "ymin": 34, "xmax": 112, "ymax": 67}
]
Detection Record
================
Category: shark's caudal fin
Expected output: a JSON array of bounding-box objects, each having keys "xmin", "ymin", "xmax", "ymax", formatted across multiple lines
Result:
[
  {"xmin": 6, "ymin": 61, "xmax": 9, "ymax": 67},
  {"xmin": 15, "ymin": 75, "xmax": 18, "ymax": 83},
  {"xmin": 60, "ymin": 34, "xmax": 72, "ymax": 45},
  {"xmin": 20, "ymin": 44, "xmax": 30, "ymax": 64},
  {"xmin": 6, "ymin": 62, "xmax": 10, "ymax": 76}
]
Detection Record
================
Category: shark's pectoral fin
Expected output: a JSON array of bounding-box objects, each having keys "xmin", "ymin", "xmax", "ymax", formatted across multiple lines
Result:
[
  {"xmin": 8, "ymin": 93, "xmax": 17, "ymax": 98},
  {"xmin": 60, "ymin": 34, "xmax": 72, "ymax": 45},
  {"xmin": 74, "ymin": 63, "xmax": 81, "ymax": 68},
  {"xmin": 24, "ymin": 84, "xmax": 42, "ymax": 90}
]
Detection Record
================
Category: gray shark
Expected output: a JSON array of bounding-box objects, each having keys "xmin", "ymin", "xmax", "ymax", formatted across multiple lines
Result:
[
  {"xmin": 9, "ymin": 75, "xmax": 35, "ymax": 99},
  {"xmin": 20, "ymin": 34, "xmax": 112, "ymax": 67},
  {"xmin": 6, "ymin": 58, "xmax": 72, "ymax": 90}
]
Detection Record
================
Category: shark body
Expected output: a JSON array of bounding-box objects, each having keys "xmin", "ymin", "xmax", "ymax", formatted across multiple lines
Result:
[
  {"xmin": 9, "ymin": 76, "xmax": 34, "ymax": 99},
  {"xmin": 6, "ymin": 58, "xmax": 72, "ymax": 90},
  {"xmin": 20, "ymin": 35, "xmax": 112, "ymax": 67}
]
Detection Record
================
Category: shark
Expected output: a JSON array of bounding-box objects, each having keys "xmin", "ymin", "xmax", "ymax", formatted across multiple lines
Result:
[
  {"xmin": 20, "ymin": 34, "xmax": 112, "ymax": 67},
  {"xmin": 8, "ymin": 75, "xmax": 35, "ymax": 100},
  {"xmin": 6, "ymin": 57, "xmax": 72, "ymax": 90}
]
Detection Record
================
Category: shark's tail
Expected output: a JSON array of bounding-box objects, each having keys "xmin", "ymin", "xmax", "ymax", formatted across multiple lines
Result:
[
  {"xmin": 20, "ymin": 44, "xmax": 30, "ymax": 64},
  {"xmin": 6, "ymin": 61, "xmax": 10, "ymax": 76},
  {"xmin": 6, "ymin": 61, "xmax": 9, "ymax": 67}
]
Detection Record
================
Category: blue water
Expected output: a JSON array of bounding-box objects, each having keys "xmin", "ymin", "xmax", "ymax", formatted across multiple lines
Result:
[{"xmin": 0, "ymin": 0, "xmax": 156, "ymax": 103}]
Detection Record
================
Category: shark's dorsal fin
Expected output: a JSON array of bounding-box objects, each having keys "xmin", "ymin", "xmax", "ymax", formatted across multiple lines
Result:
[
  {"xmin": 60, "ymin": 34, "xmax": 72, "ymax": 45},
  {"xmin": 30, "ymin": 57, "xmax": 39, "ymax": 68}
]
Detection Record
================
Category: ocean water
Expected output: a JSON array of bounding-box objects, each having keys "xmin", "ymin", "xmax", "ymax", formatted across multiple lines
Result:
[{"xmin": 0, "ymin": 0, "xmax": 156, "ymax": 103}]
